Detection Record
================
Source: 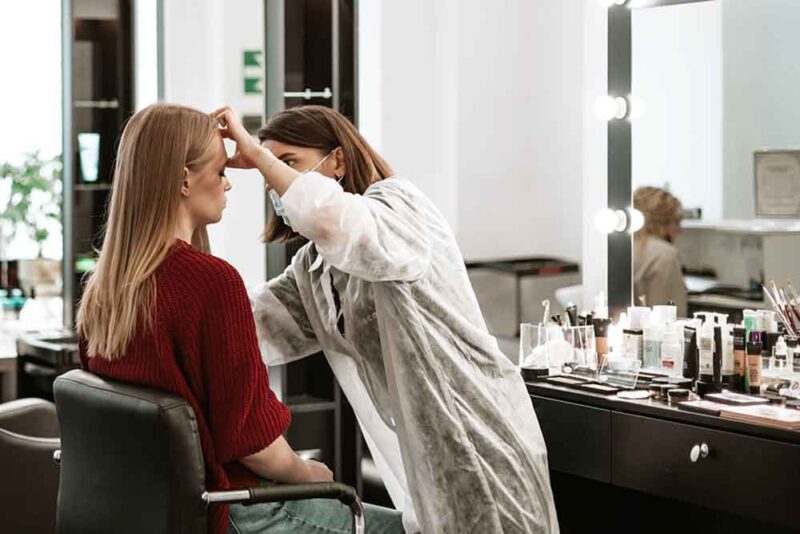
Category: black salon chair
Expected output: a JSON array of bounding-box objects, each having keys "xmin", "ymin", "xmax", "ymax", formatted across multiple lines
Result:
[
  {"xmin": 0, "ymin": 398, "xmax": 61, "ymax": 534},
  {"xmin": 52, "ymin": 369, "xmax": 365, "ymax": 534}
]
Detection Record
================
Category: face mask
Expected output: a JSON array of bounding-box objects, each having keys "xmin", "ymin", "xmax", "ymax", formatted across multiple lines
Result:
[{"xmin": 269, "ymin": 149, "xmax": 339, "ymax": 230}]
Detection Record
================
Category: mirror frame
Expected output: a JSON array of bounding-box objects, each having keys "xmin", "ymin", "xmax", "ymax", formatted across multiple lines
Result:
[{"xmin": 606, "ymin": 0, "xmax": 716, "ymax": 316}]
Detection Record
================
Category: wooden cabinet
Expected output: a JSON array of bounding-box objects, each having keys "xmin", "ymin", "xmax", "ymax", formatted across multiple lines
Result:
[
  {"xmin": 531, "ymin": 396, "xmax": 611, "ymax": 483},
  {"xmin": 529, "ymin": 382, "xmax": 800, "ymax": 531},
  {"xmin": 612, "ymin": 413, "xmax": 800, "ymax": 529}
]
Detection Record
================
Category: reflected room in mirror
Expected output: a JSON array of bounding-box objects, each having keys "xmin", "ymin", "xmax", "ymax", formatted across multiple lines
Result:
[{"xmin": 631, "ymin": 0, "xmax": 800, "ymax": 322}]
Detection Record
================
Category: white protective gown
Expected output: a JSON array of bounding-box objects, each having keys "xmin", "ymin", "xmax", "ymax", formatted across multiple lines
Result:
[{"xmin": 249, "ymin": 172, "xmax": 559, "ymax": 534}]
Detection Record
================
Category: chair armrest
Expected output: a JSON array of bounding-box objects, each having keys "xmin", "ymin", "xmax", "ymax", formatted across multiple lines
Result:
[
  {"xmin": 0, "ymin": 398, "xmax": 60, "ymax": 438},
  {"xmin": 203, "ymin": 482, "xmax": 359, "ymax": 506},
  {"xmin": 0, "ymin": 428, "xmax": 61, "ymax": 451},
  {"xmin": 203, "ymin": 482, "xmax": 364, "ymax": 534},
  {"xmin": 247, "ymin": 482, "xmax": 360, "ymax": 507}
]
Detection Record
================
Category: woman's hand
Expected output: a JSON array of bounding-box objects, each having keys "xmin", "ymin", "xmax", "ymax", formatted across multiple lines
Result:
[
  {"xmin": 212, "ymin": 106, "xmax": 299, "ymax": 194},
  {"xmin": 212, "ymin": 106, "xmax": 272, "ymax": 170},
  {"xmin": 302, "ymin": 459, "xmax": 334, "ymax": 482}
]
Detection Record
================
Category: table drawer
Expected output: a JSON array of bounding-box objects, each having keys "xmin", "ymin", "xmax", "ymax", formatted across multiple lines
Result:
[
  {"xmin": 612, "ymin": 412, "xmax": 800, "ymax": 529},
  {"xmin": 531, "ymin": 395, "xmax": 611, "ymax": 483}
]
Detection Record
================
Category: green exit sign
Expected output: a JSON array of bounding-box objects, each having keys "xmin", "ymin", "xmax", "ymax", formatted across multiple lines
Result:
[{"xmin": 243, "ymin": 50, "xmax": 264, "ymax": 95}]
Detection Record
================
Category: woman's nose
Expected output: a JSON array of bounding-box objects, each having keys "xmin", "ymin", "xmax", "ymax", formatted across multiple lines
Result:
[{"xmin": 223, "ymin": 176, "xmax": 232, "ymax": 191}]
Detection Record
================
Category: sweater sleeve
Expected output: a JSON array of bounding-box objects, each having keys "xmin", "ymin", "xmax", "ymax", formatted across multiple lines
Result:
[{"xmin": 199, "ymin": 259, "xmax": 291, "ymax": 465}]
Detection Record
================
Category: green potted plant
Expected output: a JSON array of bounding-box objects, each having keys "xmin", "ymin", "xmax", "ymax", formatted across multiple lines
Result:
[{"xmin": 0, "ymin": 152, "xmax": 62, "ymax": 259}]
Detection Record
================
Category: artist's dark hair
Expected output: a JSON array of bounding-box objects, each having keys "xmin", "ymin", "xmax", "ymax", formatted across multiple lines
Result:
[{"xmin": 258, "ymin": 105, "xmax": 394, "ymax": 243}]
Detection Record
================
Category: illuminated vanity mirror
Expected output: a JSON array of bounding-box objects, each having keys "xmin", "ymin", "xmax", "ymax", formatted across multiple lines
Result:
[{"xmin": 611, "ymin": 0, "xmax": 800, "ymax": 322}]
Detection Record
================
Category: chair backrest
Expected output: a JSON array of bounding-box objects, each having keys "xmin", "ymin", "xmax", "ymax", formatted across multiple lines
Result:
[{"xmin": 53, "ymin": 369, "xmax": 208, "ymax": 534}]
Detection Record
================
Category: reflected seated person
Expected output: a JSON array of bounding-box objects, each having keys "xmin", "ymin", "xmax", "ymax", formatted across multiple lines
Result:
[{"xmin": 633, "ymin": 186, "xmax": 688, "ymax": 317}]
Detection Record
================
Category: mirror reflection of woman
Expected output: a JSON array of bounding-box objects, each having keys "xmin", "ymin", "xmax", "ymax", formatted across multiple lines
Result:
[
  {"xmin": 215, "ymin": 105, "xmax": 559, "ymax": 534},
  {"xmin": 633, "ymin": 186, "xmax": 688, "ymax": 317}
]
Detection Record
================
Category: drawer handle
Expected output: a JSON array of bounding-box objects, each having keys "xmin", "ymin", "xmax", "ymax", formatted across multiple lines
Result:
[{"xmin": 689, "ymin": 443, "xmax": 710, "ymax": 463}]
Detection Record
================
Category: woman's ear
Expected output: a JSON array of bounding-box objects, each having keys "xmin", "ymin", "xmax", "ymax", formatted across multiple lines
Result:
[
  {"xmin": 180, "ymin": 167, "xmax": 191, "ymax": 197},
  {"xmin": 333, "ymin": 146, "xmax": 347, "ymax": 179}
]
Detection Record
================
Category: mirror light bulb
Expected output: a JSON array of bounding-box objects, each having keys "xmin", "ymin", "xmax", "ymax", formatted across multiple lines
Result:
[
  {"xmin": 593, "ymin": 96, "xmax": 628, "ymax": 121},
  {"xmin": 627, "ymin": 207, "xmax": 645, "ymax": 233},
  {"xmin": 594, "ymin": 208, "xmax": 628, "ymax": 234}
]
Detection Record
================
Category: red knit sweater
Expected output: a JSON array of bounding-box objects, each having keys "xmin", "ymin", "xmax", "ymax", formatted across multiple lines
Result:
[{"xmin": 84, "ymin": 240, "xmax": 291, "ymax": 534}]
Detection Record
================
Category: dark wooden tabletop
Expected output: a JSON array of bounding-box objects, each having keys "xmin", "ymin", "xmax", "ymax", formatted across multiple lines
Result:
[{"xmin": 527, "ymin": 380, "xmax": 800, "ymax": 446}]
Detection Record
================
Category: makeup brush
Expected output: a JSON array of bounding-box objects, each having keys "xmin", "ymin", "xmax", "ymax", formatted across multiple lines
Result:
[
  {"xmin": 541, "ymin": 299, "xmax": 550, "ymax": 326},
  {"xmin": 762, "ymin": 284, "xmax": 797, "ymax": 337}
]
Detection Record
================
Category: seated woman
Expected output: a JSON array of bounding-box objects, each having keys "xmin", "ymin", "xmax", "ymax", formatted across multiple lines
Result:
[
  {"xmin": 77, "ymin": 103, "xmax": 402, "ymax": 534},
  {"xmin": 633, "ymin": 186, "xmax": 688, "ymax": 317}
]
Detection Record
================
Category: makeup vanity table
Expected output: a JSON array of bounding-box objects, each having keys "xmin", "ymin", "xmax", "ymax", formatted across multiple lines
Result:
[
  {"xmin": 543, "ymin": 0, "xmax": 800, "ymax": 530},
  {"xmin": 528, "ymin": 381, "xmax": 799, "ymax": 532}
]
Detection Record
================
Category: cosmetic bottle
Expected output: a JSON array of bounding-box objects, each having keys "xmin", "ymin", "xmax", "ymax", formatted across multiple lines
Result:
[
  {"xmin": 747, "ymin": 341, "xmax": 763, "ymax": 395},
  {"xmin": 787, "ymin": 337, "xmax": 798, "ymax": 373},
  {"xmin": 643, "ymin": 322, "xmax": 665, "ymax": 369},
  {"xmin": 623, "ymin": 329, "xmax": 644, "ymax": 361},
  {"xmin": 774, "ymin": 336, "xmax": 788, "ymax": 373},
  {"xmin": 660, "ymin": 325, "xmax": 683, "ymax": 374},
  {"xmin": 743, "ymin": 310, "xmax": 758, "ymax": 341},
  {"xmin": 764, "ymin": 332, "xmax": 780, "ymax": 373},
  {"xmin": 698, "ymin": 320, "xmax": 715, "ymax": 381},
  {"xmin": 593, "ymin": 318, "xmax": 611, "ymax": 361}
]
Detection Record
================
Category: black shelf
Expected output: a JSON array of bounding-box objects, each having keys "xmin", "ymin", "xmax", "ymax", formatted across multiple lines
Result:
[
  {"xmin": 264, "ymin": 0, "xmax": 362, "ymax": 495},
  {"xmin": 286, "ymin": 394, "xmax": 337, "ymax": 414},
  {"xmin": 62, "ymin": 0, "xmax": 134, "ymax": 326},
  {"xmin": 74, "ymin": 183, "xmax": 113, "ymax": 192}
]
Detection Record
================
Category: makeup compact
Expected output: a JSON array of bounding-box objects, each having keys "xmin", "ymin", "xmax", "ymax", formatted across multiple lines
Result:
[
  {"xmin": 578, "ymin": 383, "xmax": 622, "ymax": 395},
  {"xmin": 704, "ymin": 391, "xmax": 769, "ymax": 406},
  {"xmin": 785, "ymin": 399, "xmax": 800, "ymax": 410},
  {"xmin": 758, "ymin": 394, "xmax": 786, "ymax": 406},
  {"xmin": 543, "ymin": 375, "xmax": 589, "ymax": 387},
  {"xmin": 616, "ymin": 389, "xmax": 651, "ymax": 400},
  {"xmin": 520, "ymin": 367, "xmax": 549, "ymax": 382},
  {"xmin": 678, "ymin": 400, "xmax": 727, "ymax": 417}
]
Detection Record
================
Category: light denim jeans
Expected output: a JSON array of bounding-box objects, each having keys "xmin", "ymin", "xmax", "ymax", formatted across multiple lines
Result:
[{"xmin": 227, "ymin": 495, "xmax": 403, "ymax": 534}]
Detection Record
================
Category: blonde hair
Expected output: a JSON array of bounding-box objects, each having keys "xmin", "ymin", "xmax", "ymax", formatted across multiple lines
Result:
[
  {"xmin": 633, "ymin": 186, "xmax": 683, "ymax": 243},
  {"xmin": 77, "ymin": 103, "xmax": 219, "ymax": 360}
]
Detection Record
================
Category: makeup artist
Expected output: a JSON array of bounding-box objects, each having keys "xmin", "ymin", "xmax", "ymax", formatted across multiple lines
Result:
[
  {"xmin": 633, "ymin": 186, "xmax": 688, "ymax": 317},
  {"xmin": 214, "ymin": 105, "xmax": 559, "ymax": 534}
]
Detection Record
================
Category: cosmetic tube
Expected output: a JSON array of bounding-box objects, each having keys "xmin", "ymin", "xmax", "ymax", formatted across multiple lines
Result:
[
  {"xmin": 712, "ymin": 326, "xmax": 722, "ymax": 385},
  {"xmin": 733, "ymin": 327, "xmax": 746, "ymax": 392},
  {"xmin": 683, "ymin": 327, "xmax": 698, "ymax": 381}
]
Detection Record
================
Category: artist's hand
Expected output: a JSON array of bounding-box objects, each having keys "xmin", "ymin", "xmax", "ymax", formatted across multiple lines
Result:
[{"xmin": 212, "ymin": 106, "xmax": 275, "ymax": 170}]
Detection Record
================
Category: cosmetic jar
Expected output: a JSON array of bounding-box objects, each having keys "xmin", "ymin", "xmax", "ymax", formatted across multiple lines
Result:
[
  {"xmin": 667, "ymin": 388, "xmax": 690, "ymax": 404},
  {"xmin": 658, "ymin": 384, "xmax": 675, "ymax": 401}
]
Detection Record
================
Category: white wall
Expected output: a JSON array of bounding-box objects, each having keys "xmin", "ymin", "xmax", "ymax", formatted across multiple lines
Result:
[
  {"xmin": 0, "ymin": 1, "xmax": 62, "ymax": 260},
  {"xmin": 162, "ymin": 0, "xmax": 266, "ymax": 287},
  {"xmin": 160, "ymin": 0, "xmax": 595, "ymax": 291},
  {"xmin": 360, "ymin": 0, "xmax": 586, "ymax": 263},
  {"xmin": 632, "ymin": 2, "xmax": 722, "ymax": 220},
  {"xmin": 581, "ymin": 1, "xmax": 608, "ymax": 311},
  {"xmin": 722, "ymin": 0, "xmax": 800, "ymax": 218}
]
